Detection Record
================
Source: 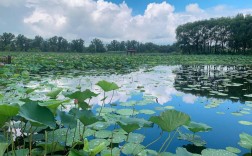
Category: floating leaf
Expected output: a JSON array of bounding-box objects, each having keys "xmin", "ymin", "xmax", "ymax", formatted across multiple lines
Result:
[
  {"xmin": 116, "ymin": 109, "xmax": 138, "ymax": 116},
  {"xmin": 184, "ymin": 121, "xmax": 212, "ymax": 133},
  {"xmin": 178, "ymin": 133, "xmax": 206, "ymax": 146},
  {"xmin": 95, "ymin": 130, "xmax": 112, "ymax": 139},
  {"xmin": 88, "ymin": 139, "xmax": 110, "ymax": 149},
  {"xmin": 238, "ymin": 121, "xmax": 252, "ymax": 126},
  {"xmin": 121, "ymin": 143, "xmax": 145, "ymax": 155},
  {"xmin": 101, "ymin": 147, "xmax": 120, "ymax": 156},
  {"xmin": 139, "ymin": 109, "xmax": 156, "ymax": 115},
  {"xmin": 4, "ymin": 149, "xmax": 29, "ymax": 156},
  {"xmin": 238, "ymin": 132, "xmax": 252, "ymax": 150},
  {"xmin": 201, "ymin": 148, "xmax": 237, "ymax": 156},
  {"xmin": 127, "ymin": 133, "xmax": 145, "ymax": 144},
  {"xmin": 96, "ymin": 80, "xmax": 119, "ymax": 92},
  {"xmin": 149, "ymin": 110, "xmax": 190, "ymax": 132},
  {"xmin": 225, "ymin": 147, "xmax": 241, "ymax": 154}
]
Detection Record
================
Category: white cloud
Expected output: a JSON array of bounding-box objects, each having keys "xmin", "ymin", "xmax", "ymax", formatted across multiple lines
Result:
[
  {"xmin": 186, "ymin": 3, "xmax": 204, "ymax": 13},
  {"xmin": 1, "ymin": 0, "xmax": 252, "ymax": 44}
]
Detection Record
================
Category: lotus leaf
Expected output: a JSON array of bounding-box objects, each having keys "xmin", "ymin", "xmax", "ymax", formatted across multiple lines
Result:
[
  {"xmin": 225, "ymin": 147, "xmax": 241, "ymax": 154},
  {"xmin": 95, "ymin": 130, "xmax": 112, "ymax": 139},
  {"xmin": 116, "ymin": 109, "xmax": 139, "ymax": 116},
  {"xmin": 201, "ymin": 148, "xmax": 237, "ymax": 156},
  {"xmin": 88, "ymin": 139, "xmax": 110, "ymax": 149},
  {"xmin": 37, "ymin": 142, "xmax": 65, "ymax": 154},
  {"xmin": 0, "ymin": 104, "xmax": 19, "ymax": 117},
  {"xmin": 58, "ymin": 110, "xmax": 77, "ymax": 128},
  {"xmin": 96, "ymin": 80, "xmax": 119, "ymax": 92},
  {"xmin": 238, "ymin": 132, "xmax": 252, "ymax": 150},
  {"xmin": 101, "ymin": 147, "xmax": 120, "ymax": 156},
  {"xmin": 46, "ymin": 88, "xmax": 63, "ymax": 99},
  {"xmin": 178, "ymin": 133, "xmax": 206, "ymax": 146},
  {"xmin": 139, "ymin": 109, "xmax": 156, "ymax": 115},
  {"xmin": 149, "ymin": 110, "xmax": 190, "ymax": 132},
  {"xmin": 39, "ymin": 99, "xmax": 69, "ymax": 114},
  {"xmin": 19, "ymin": 102, "xmax": 56, "ymax": 128},
  {"xmin": 121, "ymin": 143, "xmax": 145, "ymax": 155},
  {"xmin": 0, "ymin": 143, "xmax": 9, "ymax": 156},
  {"xmin": 127, "ymin": 133, "xmax": 145, "ymax": 144},
  {"xmin": 238, "ymin": 121, "xmax": 252, "ymax": 126},
  {"xmin": 184, "ymin": 121, "xmax": 212, "ymax": 133},
  {"xmin": 4, "ymin": 149, "xmax": 29, "ymax": 156}
]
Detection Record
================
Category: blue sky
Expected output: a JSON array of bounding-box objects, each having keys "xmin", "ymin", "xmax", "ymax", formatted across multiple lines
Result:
[
  {"xmin": 108, "ymin": 0, "xmax": 252, "ymax": 14},
  {"xmin": 0, "ymin": 0, "xmax": 252, "ymax": 44}
]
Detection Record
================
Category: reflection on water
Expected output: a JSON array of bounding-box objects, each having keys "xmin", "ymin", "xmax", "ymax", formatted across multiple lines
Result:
[
  {"xmin": 174, "ymin": 65, "xmax": 252, "ymax": 103},
  {"xmin": 24, "ymin": 65, "xmax": 252, "ymax": 155}
]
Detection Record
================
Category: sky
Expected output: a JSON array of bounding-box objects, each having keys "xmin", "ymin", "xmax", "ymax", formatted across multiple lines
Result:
[{"xmin": 1, "ymin": 0, "xmax": 252, "ymax": 45}]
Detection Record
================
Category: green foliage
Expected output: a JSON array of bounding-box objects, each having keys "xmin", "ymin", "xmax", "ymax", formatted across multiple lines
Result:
[
  {"xmin": 96, "ymin": 80, "xmax": 119, "ymax": 92},
  {"xmin": 238, "ymin": 132, "xmax": 252, "ymax": 150},
  {"xmin": 149, "ymin": 110, "xmax": 191, "ymax": 132}
]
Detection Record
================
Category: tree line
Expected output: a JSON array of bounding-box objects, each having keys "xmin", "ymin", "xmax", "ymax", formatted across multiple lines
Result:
[
  {"xmin": 176, "ymin": 14, "xmax": 252, "ymax": 55},
  {"xmin": 0, "ymin": 33, "xmax": 177, "ymax": 53}
]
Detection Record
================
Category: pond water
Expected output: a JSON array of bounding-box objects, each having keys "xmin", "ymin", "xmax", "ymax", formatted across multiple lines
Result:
[{"xmin": 16, "ymin": 65, "xmax": 252, "ymax": 155}]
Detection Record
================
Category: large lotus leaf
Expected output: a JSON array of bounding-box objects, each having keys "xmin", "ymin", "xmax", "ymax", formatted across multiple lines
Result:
[
  {"xmin": 238, "ymin": 132, "xmax": 252, "ymax": 150},
  {"xmin": 4, "ymin": 149, "xmax": 29, "ymax": 156},
  {"xmin": 46, "ymin": 88, "xmax": 63, "ymax": 99},
  {"xmin": 19, "ymin": 102, "xmax": 56, "ymax": 128},
  {"xmin": 37, "ymin": 142, "xmax": 65, "ymax": 154},
  {"xmin": 101, "ymin": 147, "xmax": 120, "ymax": 156},
  {"xmin": 201, "ymin": 149, "xmax": 237, "ymax": 156},
  {"xmin": 58, "ymin": 110, "xmax": 77, "ymax": 128},
  {"xmin": 39, "ymin": 99, "xmax": 69, "ymax": 114},
  {"xmin": 0, "ymin": 104, "xmax": 19, "ymax": 117},
  {"xmin": 96, "ymin": 80, "xmax": 119, "ymax": 92},
  {"xmin": 0, "ymin": 143, "xmax": 9, "ymax": 156},
  {"xmin": 121, "ymin": 143, "xmax": 145, "ymax": 155},
  {"xmin": 184, "ymin": 121, "xmax": 212, "ymax": 133},
  {"xmin": 149, "ymin": 110, "xmax": 190, "ymax": 132},
  {"xmin": 66, "ymin": 89, "xmax": 98, "ymax": 101},
  {"xmin": 178, "ymin": 133, "xmax": 206, "ymax": 146},
  {"xmin": 70, "ymin": 109, "xmax": 102, "ymax": 126},
  {"xmin": 127, "ymin": 133, "xmax": 145, "ymax": 144}
]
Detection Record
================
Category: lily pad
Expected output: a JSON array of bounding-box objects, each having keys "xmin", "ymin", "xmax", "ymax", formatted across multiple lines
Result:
[
  {"xmin": 95, "ymin": 130, "xmax": 112, "ymax": 139},
  {"xmin": 238, "ymin": 132, "xmax": 252, "ymax": 150},
  {"xmin": 178, "ymin": 133, "xmax": 206, "ymax": 146},
  {"xmin": 121, "ymin": 143, "xmax": 145, "ymax": 155},
  {"xmin": 225, "ymin": 147, "xmax": 241, "ymax": 154},
  {"xmin": 116, "ymin": 109, "xmax": 138, "ymax": 116},
  {"xmin": 201, "ymin": 148, "xmax": 237, "ymax": 156},
  {"xmin": 127, "ymin": 133, "xmax": 145, "ymax": 144},
  {"xmin": 238, "ymin": 121, "xmax": 252, "ymax": 126},
  {"xmin": 184, "ymin": 121, "xmax": 212, "ymax": 133},
  {"xmin": 139, "ymin": 109, "xmax": 156, "ymax": 115}
]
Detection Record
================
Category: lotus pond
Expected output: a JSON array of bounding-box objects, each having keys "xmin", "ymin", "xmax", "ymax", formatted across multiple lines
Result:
[{"xmin": 1, "ymin": 61, "xmax": 252, "ymax": 155}]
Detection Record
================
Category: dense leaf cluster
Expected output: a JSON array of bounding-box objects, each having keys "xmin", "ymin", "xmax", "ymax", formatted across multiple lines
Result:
[{"xmin": 176, "ymin": 14, "xmax": 252, "ymax": 54}]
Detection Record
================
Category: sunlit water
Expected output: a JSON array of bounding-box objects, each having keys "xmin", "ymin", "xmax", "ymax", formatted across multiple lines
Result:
[{"xmin": 25, "ymin": 65, "xmax": 252, "ymax": 155}]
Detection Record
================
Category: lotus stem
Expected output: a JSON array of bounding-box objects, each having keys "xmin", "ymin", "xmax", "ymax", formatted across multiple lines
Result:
[
  {"xmin": 29, "ymin": 126, "xmax": 33, "ymax": 156},
  {"xmin": 159, "ymin": 133, "xmax": 170, "ymax": 153},
  {"xmin": 45, "ymin": 131, "xmax": 47, "ymax": 156},
  {"xmin": 98, "ymin": 92, "xmax": 106, "ymax": 116},
  {"xmin": 109, "ymin": 90, "xmax": 114, "ymax": 105},
  {"xmin": 146, "ymin": 131, "xmax": 163, "ymax": 148},
  {"xmin": 163, "ymin": 129, "xmax": 179, "ymax": 152}
]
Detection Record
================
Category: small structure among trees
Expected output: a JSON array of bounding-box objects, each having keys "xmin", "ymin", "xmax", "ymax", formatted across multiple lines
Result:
[{"xmin": 127, "ymin": 48, "xmax": 136, "ymax": 55}]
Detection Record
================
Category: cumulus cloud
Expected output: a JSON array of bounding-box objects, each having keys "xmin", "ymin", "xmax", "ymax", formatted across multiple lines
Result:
[
  {"xmin": 1, "ymin": 0, "xmax": 252, "ymax": 44},
  {"xmin": 186, "ymin": 3, "xmax": 204, "ymax": 13}
]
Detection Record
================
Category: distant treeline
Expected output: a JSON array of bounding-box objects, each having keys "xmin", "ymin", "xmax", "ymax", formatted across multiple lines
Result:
[
  {"xmin": 0, "ymin": 33, "xmax": 177, "ymax": 53},
  {"xmin": 176, "ymin": 14, "xmax": 252, "ymax": 54}
]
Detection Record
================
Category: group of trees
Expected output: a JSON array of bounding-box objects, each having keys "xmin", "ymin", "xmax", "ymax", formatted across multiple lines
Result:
[
  {"xmin": 176, "ymin": 14, "xmax": 252, "ymax": 54},
  {"xmin": 0, "ymin": 33, "xmax": 177, "ymax": 53}
]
